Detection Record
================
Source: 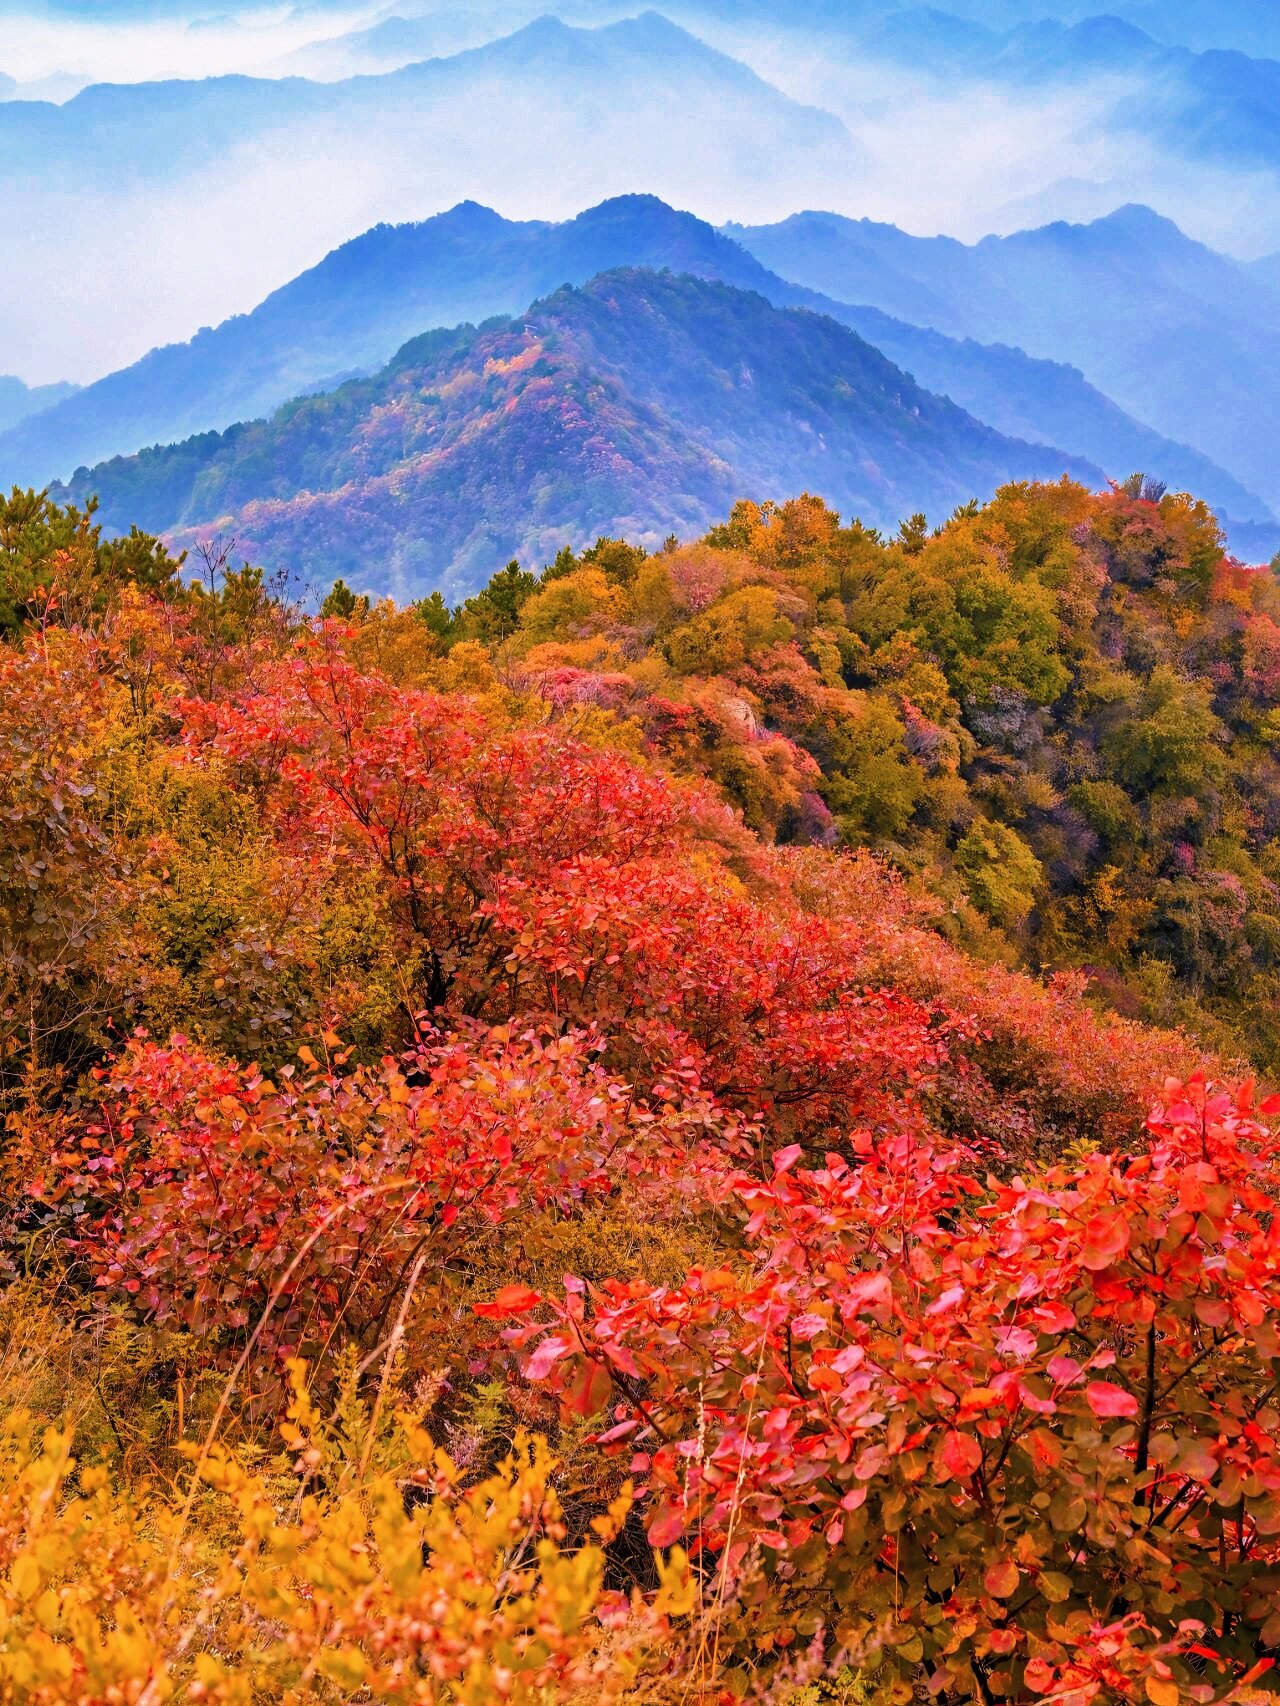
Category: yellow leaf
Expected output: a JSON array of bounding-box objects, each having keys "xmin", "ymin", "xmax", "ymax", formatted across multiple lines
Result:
[
  {"xmin": 653, "ymin": 1546, "xmax": 698, "ymax": 1619},
  {"xmin": 319, "ymin": 1649, "xmax": 368, "ymax": 1688},
  {"xmin": 959, "ymin": 1387, "xmax": 1002, "ymax": 1412},
  {"xmin": 9, "ymin": 1552, "xmax": 40, "ymax": 1601}
]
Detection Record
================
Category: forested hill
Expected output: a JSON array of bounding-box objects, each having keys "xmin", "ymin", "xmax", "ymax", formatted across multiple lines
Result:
[
  {"xmin": 7, "ymin": 469, "xmax": 1280, "ymax": 1696},
  {"xmin": 728, "ymin": 203, "xmax": 1280, "ymax": 520},
  {"xmin": 5, "ymin": 195, "xmax": 1264, "ymax": 542},
  {"xmin": 399, "ymin": 474, "xmax": 1280, "ymax": 1074},
  {"xmin": 56, "ymin": 269, "xmax": 1100, "ymax": 600}
]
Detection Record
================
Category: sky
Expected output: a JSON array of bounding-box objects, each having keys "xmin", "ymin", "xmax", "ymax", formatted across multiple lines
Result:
[
  {"xmin": 0, "ymin": 3, "xmax": 372, "ymax": 84},
  {"xmin": 3, "ymin": 0, "xmax": 1279, "ymax": 382}
]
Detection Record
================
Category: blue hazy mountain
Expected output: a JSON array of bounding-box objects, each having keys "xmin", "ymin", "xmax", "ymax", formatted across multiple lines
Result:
[
  {"xmin": 0, "ymin": 373, "xmax": 78, "ymax": 434},
  {"xmin": 729, "ymin": 203, "xmax": 1280, "ymax": 514},
  {"xmin": 1102, "ymin": 1, "xmax": 1280, "ymax": 53},
  {"xmin": 4, "ymin": 195, "xmax": 1268, "ymax": 540},
  {"xmin": 904, "ymin": 2, "xmax": 1280, "ymax": 56},
  {"xmin": 269, "ymin": 8, "xmax": 551, "ymax": 78},
  {"xmin": 55, "ymin": 268, "xmax": 1104, "ymax": 601},
  {"xmin": 678, "ymin": 1, "xmax": 1280, "ymax": 57},
  {"xmin": 0, "ymin": 10, "xmax": 858, "ymax": 375},
  {"xmin": 849, "ymin": 10, "xmax": 1280, "ymax": 178},
  {"xmin": 0, "ymin": 14, "xmax": 845, "ymax": 185}
]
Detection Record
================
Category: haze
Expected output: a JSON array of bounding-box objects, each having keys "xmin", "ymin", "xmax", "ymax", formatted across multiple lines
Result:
[{"xmin": 5, "ymin": 0, "xmax": 1280, "ymax": 381}]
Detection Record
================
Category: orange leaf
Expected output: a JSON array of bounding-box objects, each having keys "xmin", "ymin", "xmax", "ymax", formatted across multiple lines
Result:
[{"xmin": 474, "ymin": 1284, "xmax": 542, "ymax": 1318}]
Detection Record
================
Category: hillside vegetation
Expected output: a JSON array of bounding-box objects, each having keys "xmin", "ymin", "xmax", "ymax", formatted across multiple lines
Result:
[
  {"xmin": 730, "ymin": 203, "xmax": 1280, "ymax": 518},
  {"xmin": 56, "ymin": 269, "xmax": 1098, "ymax": 599},
  {"xmin": 4, "ymin": 477, "xmax": 1280, "ymax": 1702},
  {"xmin": 9, "ymin": 195, "xmax": 1263, "ymax": 548},
  {"xmin": 403, "ymin": 474, "xmax": 1280, "ymax": 1071}
]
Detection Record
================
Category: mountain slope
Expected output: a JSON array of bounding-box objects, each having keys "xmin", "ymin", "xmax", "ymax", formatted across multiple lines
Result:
[
  {"xmin": 846, "ymin": 10, "xmax": 1280, "ymax": 182},
  {"xmin": 0, "ymin": 11, "xmax": 843, "ymax": 176},
  {"xmin": 5, "ymin": 194, "xmax": 1260, "ymax": 540},
  {"xmin": 56, "ymin": 269, "xmax": 1102, "ymax": 601},
  {"xmin": 729, "ymin": 203, "xmax": 1280, "ymax": 514},
  {"xmin": 0, "ymin": 11, "xmax": 854, "ymax": 377},
  {"xmin": 0, "ymin": 374, "xmax": 78, "ymax": 435}
]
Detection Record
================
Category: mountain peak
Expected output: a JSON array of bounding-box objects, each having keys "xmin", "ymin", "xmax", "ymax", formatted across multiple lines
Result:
[
  {"xmin": 1064, "ymin": 14, "xmax": 1160, "ymax": 52},
  {"xmin": 607, "ymin": 10, "xmax": 704, "ymax": 44},
  {"xmin": 1070, "ymin": 203, "xmax": 1210, "ymax": 255},
  {"xmin": 560, "ymin": 195, "xmax": 756, "ymax": 281},
  {"xmin": 480, "ymin": 12, "xmax": 705, "ymax": 60},
  {"xmin": 437, "ymin": 200, "xmax": 511, "ymax": 232},
  {"xmin": 506, "ymin": 14, "xmax": 575, "ymax": 45},
  {"xmin": 574, "ymin": 193, "xmax": 705, "ymax": 231},
  {"xmin": 1005, "ymin": 203, "xmax": 1199, "ymax": 255},
  {"xmin": 1096, "ymin": 202, "xmax": 1184, "ymax": 234},
  {"xmin": 1010, "ymin": 13, "xmax": 1158, "ymax": 56}
]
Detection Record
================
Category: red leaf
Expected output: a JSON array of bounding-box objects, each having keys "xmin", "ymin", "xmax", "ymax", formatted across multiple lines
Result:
[
  {"xmin": 1085, "ymin": 1381, "xmax": 1138, "ymax": 1419},
  {"xmin": 565, "ymin": 1357, "xmax": 613, "ymax": 1417},
  {"xmin": 937, "ymin": 1430, "xmax": 983, "ymax": 1481},
  {"xmin": 475, "ymin": 1283, "xmax": 542, "ymax": 1318},
  {"xmin": 524, "ymin": 1333, "xmax": 571, "ymax": 1381},
  {"xmin": 647, "ymin": 1506, "xmax": 686, "ymax": 1548}
]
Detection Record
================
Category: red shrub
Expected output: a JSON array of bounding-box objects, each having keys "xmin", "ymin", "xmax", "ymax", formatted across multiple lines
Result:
[{"xmin": 497, "ymin": 1078, "xmax": 1280, "ymax": 1701}]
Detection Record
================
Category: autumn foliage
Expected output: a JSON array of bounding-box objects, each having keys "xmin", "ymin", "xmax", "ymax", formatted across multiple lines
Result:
[
  {"xmin": 2, "ymin": 482, "xmax": 1280, "ymax": 1702},
  {"xmin": 492, "ymin": 1078, "xmax": 1280, "ymax": 1700}
]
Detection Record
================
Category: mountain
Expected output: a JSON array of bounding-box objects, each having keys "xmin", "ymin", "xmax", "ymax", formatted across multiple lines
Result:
[
  {"xmin": 674, "ymin": 0, "xmax": 1280, "ymax": 59},
  {"xmin": 6, "ymin": 194, "xmax": 1263, "ymax": 542},
  {"xmin": 1100, "ymin": 0, "xmax": 1280, "ymax": 54},
  {"xmin": 266, "ymin": 9, "xmax": 537, "ymax": 79},
  {"xmin": 0, "ymin": 12, "xmax": 854, "ymax": 378},
  {"xmin": 827, "ymin": 307, "xmax": 1275, "ymax": 540},
  {"xmin": 0, "ymin": 374, "xmax": 79, "ymax": 435},
  {"xmin": 677, "ymin": 0, "xmax": 1280, "ymax": 51},
  {"xmin": 0, "ymin": 69, "xmax": 89, "ymax": 104},
  {"xmin": 0, "ymin": 13, "xmax": 844, "ymax": 185},
  {"xmin": 847, "ymin": 10, "xmax": 1280, "ymax": 179},
  {"xmin": 729, "ymin": 203, "xmax": 1280, "ymax": 515},
  {"xmin": 55, "ymin": 268, "xmax": 1102, "ymax": 600},
  {"xmin": 906, "ymin": 1, "xmax": 1280, "ymax": 53}
]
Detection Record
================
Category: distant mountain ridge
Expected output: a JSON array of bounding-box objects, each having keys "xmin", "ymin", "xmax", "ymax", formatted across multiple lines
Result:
[
  {"xmin": 4, "ymin": 194, "xmax": 1267, "ymax": 547},
  {"xmin": 0, "ymin": 374, "xmax": 79, "ymax": 435},
  {"xmin": 0, "ymin": 9, "xmax": 857, "ymax": 379},
  {"xmin": 269, "ymin": 2, "xmax": 1280, "ymax": 70},
  {"xmin": 914, "ymin": 1, "xmax": 1280, "ymax": 53},
  {"xmin": 0, "ymin": 16, "xmax": 846, "ymax": 182},
  {"xmin": 849, "ymin": 8, "xmax": 1280, "ymax": 182},
  {"xmin": 55, "ymin": 269, "xmax": 1103, "ymax": 601},
  {"xmin": 729, "ymin": 202, "xmax": 1280, "ymax": 515}
]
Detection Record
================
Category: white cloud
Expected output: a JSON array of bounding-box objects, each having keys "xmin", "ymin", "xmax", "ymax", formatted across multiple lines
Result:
[
  {"xmin": 0, "ymin": 3, "xmax": 377, "ymax": 84},
  {"xmin": 3, "ymin": 4, "xmax": 1280, "ymax": 382}
]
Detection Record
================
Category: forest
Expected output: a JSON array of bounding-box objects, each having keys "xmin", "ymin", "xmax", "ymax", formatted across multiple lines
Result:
[{"xmin": 3, "ymin": 475, "xmax": 1280, "ymax": 1703}]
